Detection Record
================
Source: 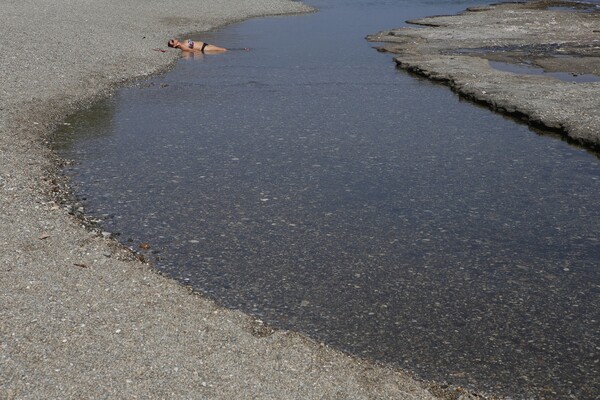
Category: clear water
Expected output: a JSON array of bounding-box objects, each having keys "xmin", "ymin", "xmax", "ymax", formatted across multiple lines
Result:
[{"xmin": 55, "ymin": 1, "xmax": 600, "ymax": 398}]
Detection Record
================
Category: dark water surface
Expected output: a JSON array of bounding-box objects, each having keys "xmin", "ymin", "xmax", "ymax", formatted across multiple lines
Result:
[{"xmin": 55, "ymin": 1, "xmax": 600, "ymax": 398}]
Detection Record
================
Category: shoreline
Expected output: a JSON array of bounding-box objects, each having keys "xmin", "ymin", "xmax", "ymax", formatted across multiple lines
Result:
[
  {"xmin": 0, "ymin": 1, "xmax": 481, "ymax": 398},
  {"xmin": 367, "ymin": 0, "xmax": 600, "ymax": 151}
]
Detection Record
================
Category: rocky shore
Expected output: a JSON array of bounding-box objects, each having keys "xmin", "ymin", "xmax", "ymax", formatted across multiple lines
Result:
[
  {"xmin": 367, "ymin": 0, "xmax": 600, "ymax": 150},
  {"xmin": 0, "ymin": 1, "xmax": 454, "ymax": 398}
]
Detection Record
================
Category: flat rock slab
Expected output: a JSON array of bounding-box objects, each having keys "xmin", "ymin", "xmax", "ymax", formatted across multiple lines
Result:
[{"xmin": 367, "ymin": 0, "xmax": 600, "ymax": 149}]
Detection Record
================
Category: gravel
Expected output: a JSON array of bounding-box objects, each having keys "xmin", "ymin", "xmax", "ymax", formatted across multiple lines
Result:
[{"xmin": 0, "ymin": 0, "xmax": 451, "ymax": 398}]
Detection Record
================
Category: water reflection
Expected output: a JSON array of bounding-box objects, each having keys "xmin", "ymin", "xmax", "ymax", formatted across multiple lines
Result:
[{"xmin": 55, "ymin": 1, "xmax": 600, "ymax": 398}]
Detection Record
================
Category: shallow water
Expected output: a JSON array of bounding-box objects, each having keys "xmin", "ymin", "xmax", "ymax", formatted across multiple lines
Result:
[
  {"xmin": 489, "ymin": 60, "xmax": 600, "ymax": 83},
  {"xmin": 55, "ymin": 1, "xmax": 600, "ymax": 398}
]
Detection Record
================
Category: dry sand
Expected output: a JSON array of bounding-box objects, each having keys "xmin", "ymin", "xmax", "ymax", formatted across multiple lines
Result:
[{"xmin": 0, "ymin": 0, "xmax": 458, "ymax": 399}]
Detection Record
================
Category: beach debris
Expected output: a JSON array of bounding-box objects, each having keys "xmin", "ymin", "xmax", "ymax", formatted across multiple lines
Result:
[
  {"xmin": 73, "ymin": 263, "xmax": 88, "ymax": 268},
  {"xmin": 38, "ymin": 233, "xmax": 50, "ymax": 240},
  {"xmin": 139, "ymin": 242, "xmax": 151, "ymax": 250}
]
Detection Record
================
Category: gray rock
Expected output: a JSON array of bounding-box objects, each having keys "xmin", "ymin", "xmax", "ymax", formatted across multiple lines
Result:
[{"xmin": 368, "ymin": 0, "xmax": 600, "ymax": 149}]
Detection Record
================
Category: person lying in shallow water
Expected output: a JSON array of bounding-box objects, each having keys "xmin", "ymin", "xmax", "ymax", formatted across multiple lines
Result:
[{"xmin": 168, "ymin": 38, "xmax": 227, "ymax": 53}]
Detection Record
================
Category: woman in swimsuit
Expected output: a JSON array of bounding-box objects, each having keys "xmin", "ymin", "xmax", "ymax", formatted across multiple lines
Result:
[{"xmin": 167, "ymin": 38, "xmax": 227, "ymax": 53}]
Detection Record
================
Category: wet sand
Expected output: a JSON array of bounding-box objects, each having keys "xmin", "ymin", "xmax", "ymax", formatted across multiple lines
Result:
[
  {"xmin": 0, "ymin": 1, "xmax": 458, "ymax": 398},
  {"xmin": 368, "ymin": 0, "xmax": 600, "ymax": 149}
]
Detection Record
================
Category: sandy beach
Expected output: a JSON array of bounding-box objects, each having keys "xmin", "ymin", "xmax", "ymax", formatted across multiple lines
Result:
[
  {"xmin": 7, "ymin": 0, "xmax": 597, "ymax": 398},
  {"xmin": 0, "ymin": 0, "xmax": 456, "ymax": 398}
]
